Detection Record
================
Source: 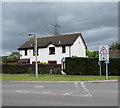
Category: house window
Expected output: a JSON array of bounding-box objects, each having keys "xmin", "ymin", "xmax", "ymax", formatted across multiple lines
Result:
[
  {"xmin": 49, "ymin": 47, "xmax": 55, "ymax": 55},
  {"xmin": 62, "ymin": 46, "xmax": 66, "ymax": 53},
  {"xmin": 25, "ymin": 49, "xmax": 27, "ymax": 55}
]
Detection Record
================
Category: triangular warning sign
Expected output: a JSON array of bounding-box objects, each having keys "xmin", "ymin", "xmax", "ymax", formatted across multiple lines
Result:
[{"xmin": 100, "ymin": 46, "xmax": 108, "ymax": 54}]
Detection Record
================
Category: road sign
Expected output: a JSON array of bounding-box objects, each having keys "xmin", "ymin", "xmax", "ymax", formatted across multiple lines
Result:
[
  {"xmin": 100, "ymin": 46, "xmax": 108, "ymax": 54},
  {"xmin": 105, "ymin": 60, "xmax": 109, "ymax": 64},
  {"xmin": 99, "ymin": 45, "xmax": 109, "ymax": 61},
  {"xmin": 99, "ymin": 45, "xmax": 109, "ymax": 80}
]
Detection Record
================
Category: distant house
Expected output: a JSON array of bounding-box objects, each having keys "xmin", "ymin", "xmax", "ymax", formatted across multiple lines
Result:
[
  {"xmin": 109, "ymin": 50, "xmax": 120, "ymax": 58},
  {"xmin": 18, "ymin": 33, "xmax": 87, "ymax": 64},
  {"xmin": 0, "ymin": 56, "xmax": 8, "ymax": 63}
]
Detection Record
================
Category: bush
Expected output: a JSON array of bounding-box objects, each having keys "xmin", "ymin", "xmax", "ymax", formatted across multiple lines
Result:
[
  {"xmin": 2, "ymin": 63, "xmax": 61, "ymax": 74},
  {"xmin": 65, "ymin": 57, "xmax": 119, "ymax": 76},
  {"xmin": 3, "ymin": 57, "xmax": 20, "ymax": 63}
]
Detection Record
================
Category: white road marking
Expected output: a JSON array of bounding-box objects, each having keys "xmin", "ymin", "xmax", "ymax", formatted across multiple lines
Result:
[
  {"xmin": 16, "ymin": 91, "xmax": 23, "ymax": 93},
  {"xmin": 43, "ymin": 91, "xmax": 50, "ymax": 94},
  {"xmin": 75, "ymin": 82, "xmax": 79, "ymax": 90},
  {"xmin": 63, "ymin": 92, "xmax": 71, "ymax": 95},
  {"xmin": 34, "ymin": 85, "xmax": 44, "ymax": 89},
  {"xmin": 80, "ymin": 82, "xmax": 92, "ymax": 97},
  {"xmin": 16, "ymin": 82, "xmax": 92, "ymax": 97}
]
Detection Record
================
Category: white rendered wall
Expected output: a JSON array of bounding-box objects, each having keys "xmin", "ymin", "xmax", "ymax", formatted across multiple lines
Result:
[
  {"xmin": 19, "ymin": 44, "xmax": 70, "ymax": 64},
  {"xmin": 38, "ymin": 44, "xmax": 70, "ymax": 64},
  {"xmin": 71, "ymin": 36, "xmax": 86, "ymax": 57},
  {"xmin": 19, "ymin": 36, "xmax": 86, "ymax": 64}
]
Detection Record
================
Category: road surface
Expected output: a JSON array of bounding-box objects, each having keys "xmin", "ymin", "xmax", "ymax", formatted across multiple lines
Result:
[{"xmin": 2, "ymin": 81, "xmax": 118, "ymax": 106}]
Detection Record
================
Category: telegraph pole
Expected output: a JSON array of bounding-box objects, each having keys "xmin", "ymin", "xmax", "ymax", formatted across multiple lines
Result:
[{"xmin": 50, "ymin": 16, "xmax": 62, "ymax": 36}]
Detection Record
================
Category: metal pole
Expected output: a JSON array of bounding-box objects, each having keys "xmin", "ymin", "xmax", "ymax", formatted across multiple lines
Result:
[
  {"xmin": 106, "ymin": 63, "xmax": 108, "ymax": 80},
  {"xmin": 35, "ymin": 34, "xmax": 38, "ymax": 79},
  {"xmin": 100, "ymin": 61, "xmax": 102, "ymax": 79}
]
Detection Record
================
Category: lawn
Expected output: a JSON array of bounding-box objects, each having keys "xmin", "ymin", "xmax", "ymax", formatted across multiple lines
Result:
[{"xmin": 1, "ymin": 75, "xmax": 118, "ymax": 81}]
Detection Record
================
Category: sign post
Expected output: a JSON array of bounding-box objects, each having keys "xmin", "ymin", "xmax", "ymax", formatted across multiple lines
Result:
[
  {"xmin": 99, "ymin": 45, "xmax": 109, "ymax": 80},
  {"xmin": 98, "ymin": 61, "xmax": 102, "ymax": 79}
]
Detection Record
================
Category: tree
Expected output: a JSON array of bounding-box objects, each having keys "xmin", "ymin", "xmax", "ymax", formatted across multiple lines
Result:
[
  {"xmin": 86, "ymin": 50, "xmax": 95, "ymax": 57},
  {"xmin": 9, "ymin": 52, "xmax": 21, "ymax": 58},
  {"xmin": 86, "ymin": 50, "xmax": 99, "ymax": 58},
  {"xmin": 3, "ymin": 52, "xmax": 20, "ymax": 63},
  {"xmin": 3, "ymin": 57, "xmax": 20, "ymax": 63},
  {"xmin": 109, "ymin": 42, "xmax": 120, "ymax": 50},
  {"xmin": 93, "ymin": 51, "xmax": 99, "ymax": 58}
]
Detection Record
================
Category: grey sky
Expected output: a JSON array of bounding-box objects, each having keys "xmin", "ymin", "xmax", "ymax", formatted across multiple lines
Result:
[{"xmin": 2, "ymin": 2, "xmax": 118, "ymax": 56}]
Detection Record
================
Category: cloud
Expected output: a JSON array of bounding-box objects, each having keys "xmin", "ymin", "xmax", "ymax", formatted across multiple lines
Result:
[{"xmin": 2, "ymin": 2, "xmax": 118, "ymax": 56}]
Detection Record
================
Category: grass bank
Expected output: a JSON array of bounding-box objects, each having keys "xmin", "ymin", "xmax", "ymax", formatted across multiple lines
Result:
[{"xmin": 1, "ymin": 75, "xmax": 118, "ymax": 81}]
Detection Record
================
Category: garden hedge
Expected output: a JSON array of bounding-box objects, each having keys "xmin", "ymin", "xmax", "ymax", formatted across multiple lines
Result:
[
  {"xmin": 65, "ymin": 57, "xmax": 120, "ymax": 76},
  {"xmin": 2, "ymin": 64, "xmax": 61, "ymax": 74}
]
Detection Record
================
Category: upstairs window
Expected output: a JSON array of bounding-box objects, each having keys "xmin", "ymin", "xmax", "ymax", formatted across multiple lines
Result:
[
  {"xmin": 62, "ymin": 46, "xmax": 66, "ymax": 53},
  {"xmin": 25, "ymin": 49, "xmax": 27, "ymax": 56},
  {"xmin": 49, "ymin": 47, "xmax": 55, "ymax": 55}
]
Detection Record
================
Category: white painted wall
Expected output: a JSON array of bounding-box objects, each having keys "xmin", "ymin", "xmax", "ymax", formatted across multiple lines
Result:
[
  {"xmin": 38, "ymin": 44, "xmax": 70, "ymax": 64},
  {"xmin": 71, "ymin": 36, "xmax": 86, "ymax": 57},
  {"xmin": 19, "ymin": 35, "xmax": 86, "ymax": 64}
]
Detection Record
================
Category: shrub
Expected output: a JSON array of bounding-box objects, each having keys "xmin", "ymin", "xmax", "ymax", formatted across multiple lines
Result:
[
  {"xmin": 39, "ymin": 62, "xmax": 48, "ymax": 64},
  {"xmin": 65, "ymin": 57, "xmax": 119, "ymax": 76},
  {"xmin": 2, "ymin": 63, "xmax": 61, "ymax": 74},
  {"xmin": 3, "ymin": 57, "xmax": 20, "ymax": 63}
]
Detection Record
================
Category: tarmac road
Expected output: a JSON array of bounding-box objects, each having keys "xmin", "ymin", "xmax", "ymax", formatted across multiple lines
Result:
[{"xmin": 2, "ymin": 81, "xmax": 118, "ymax": 106}]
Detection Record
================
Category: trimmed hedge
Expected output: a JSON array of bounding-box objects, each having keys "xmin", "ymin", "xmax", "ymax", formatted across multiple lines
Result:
[
  {"xmin": 65, "ymin": 57, "xmax": 120, "ymax": 76},
  {"xmin": 2, "ymin": 63, "xmax": 61, "ymax": 74}
]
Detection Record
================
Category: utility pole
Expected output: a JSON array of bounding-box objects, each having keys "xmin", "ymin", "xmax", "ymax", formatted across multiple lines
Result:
[{"xmin": 50, "ymin": 16, "xmax": 62, "ymax": 36}]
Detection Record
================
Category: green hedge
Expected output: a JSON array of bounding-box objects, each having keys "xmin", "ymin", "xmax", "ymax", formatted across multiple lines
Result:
[
  {"xmin": 65, "ymin": 57, "xmax": 120, "ymax": 76},
  {"xmin": 2, "ymin": 64, "xmax": 61, "ymax": 74},
  {"xmin": 3, "ymin": 57, "xmax": 20, "ymax": 63}
]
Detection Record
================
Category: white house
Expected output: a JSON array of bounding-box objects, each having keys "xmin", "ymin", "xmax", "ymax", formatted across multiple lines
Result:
[{"xmin": 18, "ymin": 33, "xmax": 87, "ymax": 64}]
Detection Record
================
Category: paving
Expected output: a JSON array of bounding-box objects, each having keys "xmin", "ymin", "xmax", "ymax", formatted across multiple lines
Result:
[{"xmin": 2, "ymin": 81, "xmax": 118, "ymax": 106}]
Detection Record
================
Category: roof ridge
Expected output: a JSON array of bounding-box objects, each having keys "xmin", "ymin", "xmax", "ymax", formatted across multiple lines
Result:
[
  {"xmin": 18, "ymin": 33, "xmax": 87, "ymax": 50},
  {"xmin": 37, "ymin": 33, "xmax": 81, "ymax": 39}
]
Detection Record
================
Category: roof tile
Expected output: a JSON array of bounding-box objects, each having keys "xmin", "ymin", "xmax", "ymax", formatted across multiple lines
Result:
[{"xmin": 18, "ymin": 33, "xmax": 87, "ymax": 50}]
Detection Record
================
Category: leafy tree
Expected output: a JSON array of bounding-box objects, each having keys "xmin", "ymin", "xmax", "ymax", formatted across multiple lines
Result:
[
  {"xmin": 3, "ymin": 52, "xmax": 20, "ymax": 63},
  {"xmin": 93, "ymin": 51, "xmax": 99, "ymax": 58},
  {"xmin": 86, "ymin": 50, "xmax": 95, "ymax": 57},
  {"xmin": 3, "ymin": 57, "xmax": 20, "ymax": 63},
  {"xmin": 86, "ymin": 50, "xmax": 99, "ymax": 58},
  {"xmin": 9, "ymin": 52, "xmax": 21, "ymax": 58},
  {"xmin": 109, "ymin": 42, "xmax": 120, "ymax": 50}
]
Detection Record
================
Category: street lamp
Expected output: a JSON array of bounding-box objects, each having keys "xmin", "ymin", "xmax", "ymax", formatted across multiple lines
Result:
[{"xmin": 28, "ymin": 33, "xmax": 38, "ymax": 79}]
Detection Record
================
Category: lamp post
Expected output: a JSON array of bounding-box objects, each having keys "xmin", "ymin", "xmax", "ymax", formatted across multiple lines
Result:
[{"xmin": 28, "ymin": 33, "xmax": 38, "ymax": 79}]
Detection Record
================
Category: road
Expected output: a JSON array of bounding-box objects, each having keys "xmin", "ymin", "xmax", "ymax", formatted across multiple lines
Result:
[{"xmin": 2, "ymin": 81, "xmax": 118, "ymax": 106}]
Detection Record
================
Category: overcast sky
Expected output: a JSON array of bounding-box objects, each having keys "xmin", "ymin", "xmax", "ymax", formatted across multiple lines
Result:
[{"xmin": 1, "ymin": 2, "xmax": 118, "ymax": 56}]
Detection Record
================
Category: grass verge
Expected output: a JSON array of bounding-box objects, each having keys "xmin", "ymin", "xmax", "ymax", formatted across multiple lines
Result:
[{"xmin": 1, "ymin": 75, "xmax": 118, "ymax": 81}]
